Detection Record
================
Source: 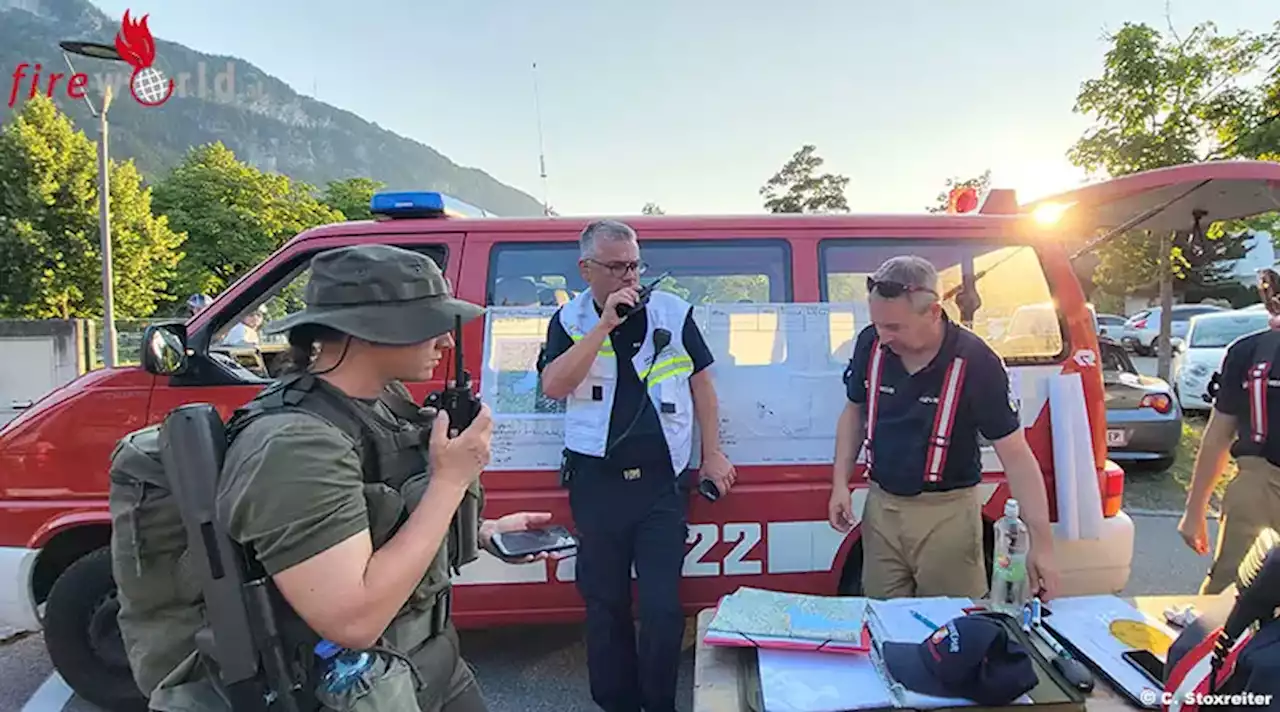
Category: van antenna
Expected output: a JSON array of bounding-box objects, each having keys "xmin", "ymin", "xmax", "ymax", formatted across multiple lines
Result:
[{"xmin": 532, "ymin": 62, "xmax": 551, "ymax": 216}]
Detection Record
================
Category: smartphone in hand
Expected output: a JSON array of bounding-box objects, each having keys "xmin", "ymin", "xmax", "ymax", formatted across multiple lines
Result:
[{"xmin": 490, "ymin": 526, "xmax": 577, "ymax": 559}]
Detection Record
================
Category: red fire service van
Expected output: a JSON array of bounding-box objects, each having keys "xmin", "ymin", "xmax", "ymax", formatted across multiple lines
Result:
[{"xmin": 2, "ymin": 160, "xmax": 1278, "ymax": 710}]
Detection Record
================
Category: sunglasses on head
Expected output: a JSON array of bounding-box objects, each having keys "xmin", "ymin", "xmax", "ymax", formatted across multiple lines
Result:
[{"xmin": 866, "ymin": 277, "xmax": 937, "ymax": 298}]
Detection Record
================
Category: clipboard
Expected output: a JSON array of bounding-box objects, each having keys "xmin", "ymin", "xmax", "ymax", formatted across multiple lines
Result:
[
  {"xmin": 1039, "ymin": 596, "xmax": 1171, "ymax": 709},
  {"xmin": 747, "ymin": 611, "xmax": 1089, "ymax": 712}
]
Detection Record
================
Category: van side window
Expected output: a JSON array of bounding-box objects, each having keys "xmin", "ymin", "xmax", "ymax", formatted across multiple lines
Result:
[
  {"xmin": 488, "ymin": 239, "xmax": 793, "ymax": 367},
  {"xmin": 486, "ymin": 240, "xmax": 792, "ymax": 306},
  {"xmin": 210, "ymin": 244, "xmax": 448, "ymax": 378},
  {"xmin": 819, "ymin": 240, "xmax": 1066, "ymax": 364}
]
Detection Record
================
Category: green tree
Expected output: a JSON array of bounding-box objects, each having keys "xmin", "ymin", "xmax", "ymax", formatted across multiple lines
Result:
[
  {"xmin": 641, "ymin": 202, "xmax": 665, "ymax": 215},
  {"xmin": 323, "ymin": 177, "xmax": 386, "ymax": 221},
  {"xmin": 760, "ymin": 144, "xmax": 850, "ymax": 213},
  {"xmin": 1068, "ymin": 20, "xmax": 1275, "ymax": 378},
  {"xmin": 928, "ymin": 170, "xmax": 992, "ymax": 213},
  {"xmin": 0, "ymin": 95, "xmax": 184, "ymax": 319},
  {"xmin": 152, "ymin": 142, "xmax": 344, "ymax": 298}
]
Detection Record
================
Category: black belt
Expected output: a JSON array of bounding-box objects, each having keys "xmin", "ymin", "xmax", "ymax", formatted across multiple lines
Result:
[{"xmin": 566, "ymin": 450, "xmax": 672, "ymax": 476}]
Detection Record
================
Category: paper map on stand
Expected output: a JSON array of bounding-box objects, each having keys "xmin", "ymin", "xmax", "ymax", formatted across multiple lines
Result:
[{"xmin": 479, "ymin": 302, "xmax": 867, "ymax": 471}]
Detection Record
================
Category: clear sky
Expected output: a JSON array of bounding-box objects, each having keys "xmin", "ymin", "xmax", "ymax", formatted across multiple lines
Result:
[{"xmin": 87, "ymin": 0, "xmax": 1274, "ymax": 216}]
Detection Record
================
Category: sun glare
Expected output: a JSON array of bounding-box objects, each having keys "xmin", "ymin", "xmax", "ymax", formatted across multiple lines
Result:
[{"xmin": 1032, "ymin": 201, "xmax": 1072, "ymax": 226}]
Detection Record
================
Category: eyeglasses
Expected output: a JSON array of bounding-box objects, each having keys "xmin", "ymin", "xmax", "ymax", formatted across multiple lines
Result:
[
  {"xmin": 588, "ymin": 259, "xmax": 648, "ymax": 277},
  {"xmin": 866, "ymin": 276, "xmax": 937, "ymax": 298}
]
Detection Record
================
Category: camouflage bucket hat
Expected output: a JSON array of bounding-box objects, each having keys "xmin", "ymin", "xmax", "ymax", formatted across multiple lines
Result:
[{"xmin": 262, "ymin": 244, "xmax": 485, "ymax": 345}]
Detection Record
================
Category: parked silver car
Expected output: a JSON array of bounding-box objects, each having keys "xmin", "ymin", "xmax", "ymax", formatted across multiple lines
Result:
[
  {"xmin": 1095, "ymin": 313, "xmax": 1127, "ymax": 340},
  {"xmin": 1101, "ymin": 336, "xmax": 1182, "ymax": 471},
  {"xmin": 1121, "ymin": 303, "xmax": 1227, "ymax": 355},
  {"xmin": 1171, "ymin": 309, "xmax": 1272, "ymax": 413}
]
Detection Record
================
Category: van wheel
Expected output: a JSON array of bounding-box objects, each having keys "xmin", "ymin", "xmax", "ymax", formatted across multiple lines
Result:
[
  {"xmin": 43, "ymin": 547, "xmax": 148, "ymax": 712},
  {"xmin": 837, "ymin": 540, "xmax": 864, "ymax": 595}
]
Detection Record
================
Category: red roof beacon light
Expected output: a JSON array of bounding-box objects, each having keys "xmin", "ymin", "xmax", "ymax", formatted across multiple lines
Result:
[{"xmin": 948, "ymin": 186, "xmax": 980, "ymax": 214}]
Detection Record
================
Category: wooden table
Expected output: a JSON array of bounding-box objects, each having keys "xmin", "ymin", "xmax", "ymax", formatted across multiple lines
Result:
[{"xmin": 693, "ymin": 595, "xmax": 1217, "ymax": 712}]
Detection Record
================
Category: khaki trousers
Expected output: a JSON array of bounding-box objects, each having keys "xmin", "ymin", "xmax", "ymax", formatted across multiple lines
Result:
[
  {"xmin": 1200, "ymin": 456, "xmax": 1280, "ymax": 595},
  {"xmin": 861, "ymin": 482, "xmax": 988, "ymax": 600}
]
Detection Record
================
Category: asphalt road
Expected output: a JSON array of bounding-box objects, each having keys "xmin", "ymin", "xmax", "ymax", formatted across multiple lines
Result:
[{"xmin": 0, "ymin": 513, "xmax": 1221, "ymax": 712}]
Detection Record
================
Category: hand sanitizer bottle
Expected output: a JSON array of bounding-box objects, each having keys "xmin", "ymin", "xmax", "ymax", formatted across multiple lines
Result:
[{"xmin": 989, "ymin": 498, "xmax": 1031, "ymax": 614}]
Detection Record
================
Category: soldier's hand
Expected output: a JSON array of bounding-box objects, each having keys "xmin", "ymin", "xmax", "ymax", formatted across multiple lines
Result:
[
  {"xmin": 600, "ymin": 288, "xmax": 639, "ymax": 330},
  {"xmin": 429, "ymin": 404, "xmax": 492, "ymax": 487}
]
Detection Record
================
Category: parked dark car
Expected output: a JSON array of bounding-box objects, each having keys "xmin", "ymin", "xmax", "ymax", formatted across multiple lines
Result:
[{"xmin": 1100, "ymin": 336, "xmax": 1182, "ymax": 471}]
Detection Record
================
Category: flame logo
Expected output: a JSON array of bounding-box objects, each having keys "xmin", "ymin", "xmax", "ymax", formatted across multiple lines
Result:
[
  {"xmin": 114, "ymin": 10, "xmax": 174, "ymax": 106},
  {"xmin": 115, "ymin": 10, "xmax": 156, "ymax": 69}
]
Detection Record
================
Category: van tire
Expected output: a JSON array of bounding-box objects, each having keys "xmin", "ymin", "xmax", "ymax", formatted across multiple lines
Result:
[
  {"xmin": 43, "ymin": 547, "xmax": 148, "ymax": 712},
  {"xmin": 836, "ymin": 539, "xmax": 864, "ymax": 595}
]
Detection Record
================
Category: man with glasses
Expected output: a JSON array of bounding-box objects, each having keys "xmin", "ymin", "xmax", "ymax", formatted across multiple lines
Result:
[
  {"xmin": 538, "ymin": 219, "xmax": 735, "ymax": 712},
  {"xmin": 828, "ymin": 255, "xmax": 1060, "ymax": 601}
]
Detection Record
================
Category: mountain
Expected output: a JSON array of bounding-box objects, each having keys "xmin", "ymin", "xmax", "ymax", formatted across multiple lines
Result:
[{"xmin": 0, "ymin": 0, "xmax": 547, "ymax": 216}]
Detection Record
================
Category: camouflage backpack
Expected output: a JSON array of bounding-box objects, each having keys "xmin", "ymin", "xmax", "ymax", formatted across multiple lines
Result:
[{"xmin": 108, "ymin": 423, "xmax": 206, "ymax": 697}]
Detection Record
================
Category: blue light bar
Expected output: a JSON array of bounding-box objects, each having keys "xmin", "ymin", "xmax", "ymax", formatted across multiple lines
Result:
[{"xmin": 369, "ymin": 191, "xmax": 495, "ymax": 219}]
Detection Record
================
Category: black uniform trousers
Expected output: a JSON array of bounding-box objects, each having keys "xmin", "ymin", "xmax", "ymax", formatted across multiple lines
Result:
[{"xmin": 566, "ymin": 452, "xmax": 689, "ymax": 712}]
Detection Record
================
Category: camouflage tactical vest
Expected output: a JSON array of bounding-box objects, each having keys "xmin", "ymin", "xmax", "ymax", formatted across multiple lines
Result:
[{"xmin": 108, "ymin": 372, "xmax": 484, "ymax": 709}]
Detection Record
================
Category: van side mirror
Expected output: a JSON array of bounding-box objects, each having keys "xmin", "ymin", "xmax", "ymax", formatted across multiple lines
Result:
[
  {"xmin": 142, "ymin": 323, "xmax": 190, "ymax": 376},
  {"xmin": 1170, "ymin": 337, "xmax": 1185, "ymax": 353}
]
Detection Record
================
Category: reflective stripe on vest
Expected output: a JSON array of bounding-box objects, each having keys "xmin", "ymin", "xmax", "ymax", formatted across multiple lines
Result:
[
  {"xmin": 1249, "ymin": 362, "xmax": 1269, "ymax": 444},
  {"xmin": 569, "ymin": 332, "xmax": 616, "ymax": 357},
  {"xmin": 640, "ymin": 354, "xmax": 695, "ymax": 384},
  {"xmin": 1164, "ymin": 626, "xmax": 1253, "ymax": 711},
  {"xmin": 863, "ymin": 340, "xmax": 967, "ymax": 483}
]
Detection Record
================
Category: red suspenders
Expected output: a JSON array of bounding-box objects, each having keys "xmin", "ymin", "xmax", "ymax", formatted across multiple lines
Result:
[
  {"xmin": 861, "ymin": 340, "xmax": 887, "ymax": 470},
  {"xmin": 862, "ymin": 339, "xmax": 968, "ymax": 483},
  {"xmin": 926, "ymin": 356, "xmax": 968, "ymax": 482},
  {"xmin": 1248, "ymin": 361, "xmax": 1270, "ymax": 444}
]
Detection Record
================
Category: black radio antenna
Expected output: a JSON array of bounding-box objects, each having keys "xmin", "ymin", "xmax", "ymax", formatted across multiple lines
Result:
[{"xmin": 453, "ymin": 314, "xmax": 468, "ymax": 388}]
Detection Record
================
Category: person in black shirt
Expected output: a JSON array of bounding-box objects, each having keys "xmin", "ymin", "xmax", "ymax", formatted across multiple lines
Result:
[
  {"xmin": 1179, "ymin": 298, "xmax": 1280, "ymax": 595},
  {"xmin": 538, "ymin": 219, "xmax": 734, "ymax": 712},
  {"xmin": 828, "ymin": 255, "xmax": 1060, "ymax": 600}
]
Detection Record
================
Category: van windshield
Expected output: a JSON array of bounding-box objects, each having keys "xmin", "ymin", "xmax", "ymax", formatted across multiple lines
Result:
[{"xmin": 820, "ymin": 240, "xmax": 1066, "ymax": 365}]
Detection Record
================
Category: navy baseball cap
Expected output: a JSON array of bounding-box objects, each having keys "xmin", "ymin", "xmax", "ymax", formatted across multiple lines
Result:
[{"xmin": 882, "ymin": 615, "xmax": 1039, "ymax": 705}]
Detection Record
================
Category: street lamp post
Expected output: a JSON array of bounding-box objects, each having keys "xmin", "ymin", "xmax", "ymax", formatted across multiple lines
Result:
[
  {"xmin": 59, "ymin": 40, "xmax": 124, "ymax": 367},
  {"xmin": 97, "ymin": 86, "xmax": 116, "ymax": 367}
]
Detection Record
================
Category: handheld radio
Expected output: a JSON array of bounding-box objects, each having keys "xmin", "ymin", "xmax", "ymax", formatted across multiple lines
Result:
[
  {"xmin": 425, "ymin": 314, "xmax": 482, "ymax": 433},
  {"xmin": 615, "ymin": 271, "xmax": 672, "ymax": 319}
]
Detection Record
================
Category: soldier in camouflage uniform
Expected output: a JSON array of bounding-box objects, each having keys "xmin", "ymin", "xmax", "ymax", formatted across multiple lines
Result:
[{"xmin": 111, "ymin": 244, "xmax": 556, "ymax": 711}]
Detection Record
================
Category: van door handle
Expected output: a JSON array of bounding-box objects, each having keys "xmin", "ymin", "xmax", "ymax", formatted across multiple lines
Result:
[{"xmin": 10, "ymin": 400, "xmax": 33, "ymax": 410}]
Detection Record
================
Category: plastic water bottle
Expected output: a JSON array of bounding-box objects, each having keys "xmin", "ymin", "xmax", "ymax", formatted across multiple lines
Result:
[
  {"xmin": 989, "ymin": 498, "xmax": 1031, "ymax": 614},
  {"xmin": 315, "ymin": 640, "xmax": 374, "ymax": 695}
]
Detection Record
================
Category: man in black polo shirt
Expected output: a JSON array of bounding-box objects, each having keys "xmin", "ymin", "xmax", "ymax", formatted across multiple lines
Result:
[
  {"xmin": 1178, "ymin": 284, "xmax": 1280, "ymax": 594},
  {"xmin": 827, "ymin": 255, "xmax": 1060, "ymax": 600},
  {"xmin": 538, "ymin": 219, "xmax": 735, "ymax": 712}
]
